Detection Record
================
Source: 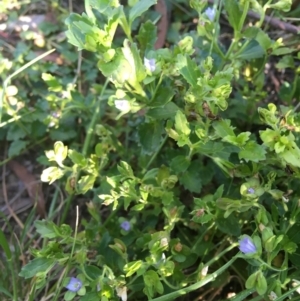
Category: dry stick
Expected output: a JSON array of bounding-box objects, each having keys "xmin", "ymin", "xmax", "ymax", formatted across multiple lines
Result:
[
  {"xmin": 208, "ymin": 0, "xmax": 300, "ymax": 35},
  {"xmin": 247, "ymin": 10, "xmax": 300, "ymax": 34}
]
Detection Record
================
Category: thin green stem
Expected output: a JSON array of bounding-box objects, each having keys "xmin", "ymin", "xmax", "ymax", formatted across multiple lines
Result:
[
  {"xmin": 82, "ymin": 79, "xmax": 109, "ymax": 157},
  {"xmin": 192, "ymin": 222, "xmax": 215, "ymax": 252},
  {"xmin": 160, "ymin": 277, "xmax": 180, "ymax": 290},
  {"xmin": 258, "ymin": 258, "xmax": 287, "ymax": 272},
  {"xmin": 80, "ymin": 264, "xmax": 94, "ymax": 282},
  {"xmin": 60, "ymin": 194, "xmax": 74, "ymax": 224},
  {"xmin": 150, "ymin": 256, "xmax": 237, "ymax": 301},
  {"xmin": 238, "ymin": 1, "xmax": 250, "ymax": 33},
  {"xmin": 204, "ymin": 242, "xmax": 238, "ymax": 268}
]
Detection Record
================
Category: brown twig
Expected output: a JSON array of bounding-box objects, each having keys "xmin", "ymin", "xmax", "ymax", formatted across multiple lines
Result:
[
  {"xmin": 155, "ymin": 0, "xmax": 168, "ymax": 49},
  {"xmin": 247, "ymin": 10, "xmax": 300, "ymax": 35},
  {"xmin": 207, "ymin": 0, "xmax": 300, "ymax": 35}
]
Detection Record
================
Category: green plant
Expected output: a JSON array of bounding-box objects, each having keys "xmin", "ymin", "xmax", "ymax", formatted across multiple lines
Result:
[{"xmin": 4, "ymin": 0, "xmax": 300, "ymax": 300}]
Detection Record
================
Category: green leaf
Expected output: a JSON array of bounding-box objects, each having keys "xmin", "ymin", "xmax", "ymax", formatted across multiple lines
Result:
[
  {"xmin": 124, "ymin": 260, "xmax": 143, "ymax": 277},
  {"xmin": 65, "ymin": 13, "xmax": 94, "ymax": 50},
  {"xmin": 117, "ymin": 161, "xmax": 134, "ymax": 178},
  {"xmin": 149, "ymin": 85, "xmax": 175, "ymax": 107},
  {"xmin": 34, "ymin": 220, "xmax": 60, "ymax": 238},
  {"xmin": 7, "ymin": 123, "xmax": 27, "ymax": 141},
  {"xmin": 68, "ymin": 149, "xmax": 87, "ymax": 166},
  {"xmin": 79, "ymin": 292, "xmax": 100, "ymax": 301},
  {"xmin": 223, "ymin": 132, "xmax": 251, "ymax": 147},
  {"xmin": 237, "ymin": 40, "xmax": 265, "ymax": 60},
  {"xmin": 85, "ymin": 265, "xmax": 102, "ymax": 279},
  {"xmin": 98, "ymin": 50, "xmax": 131, "ymax": 84},
  {"xmin": 239, "ymin": 141, "xmax": 266, "ymax": 162},
  {"xmin": 19, "ymin": 258, "xmax": 56, "ymax": 279},
  {"xmin": 137, "ymin": 21, "xmax": 157, "ymax": 55},
  {"xmin": 256, "ymin": 271, "xmax": 267, "ymax": 295},
  {"xmin": 179, "ymin": 165, "xmax": 202, "ymax": 193},
  {"xmin": 268, "ymin": 0, "xmax": 292, "ymax": 12},
  {"xmin": 122, "ymin": 40, "xmax": 147, "ymax": 83},
  {"xmin": 147, "ymin": 102, "xmax": 180, "ymax": 119},
  {"xmin": 42, "ymin": 73, "xmax": 63, "ymax": 92},
  {"xmin": 224, "ymin": 0, "xmax": 242, "ymax": 32},
  {"xmin": 175, "ymin": 110, "xmax": 190, "ymax": 136},
  {"xmin": 77, "ymin": 175, "xmax": 96, "ymax": 194},
  {"xmin": 8, "ymin": 140, "xmax": 29, "ymax": 157},
  {"xmin": 245, "ymin": 273, "xmax": 257, "ymax": 289},
  {"xmin": 176, "ymin": 54, "xmax": 199, "ymax": 87},
  {"xmin": 216, "ymin": 216, "xmax": 241, "ymax": 236},
  {"xmin": 129, "ymin": 0, "xmax": 157, "ymax": 25},
  {"xmin": 170, "ymin": 156, "xmax": 190, "ymax": 173},
  {"xmin": 281, "ymin": 148, "xmax": 300, "ymax": 168},
  {"xmin": 138, "ymin": 121, "xmax": 164, "ymax": 154},
  {"xmin": 255, "ymin": 30, "xmax": 272, "ymax": 51},
  {"xmin": 212, "ymin": 119, "xmax": 235, "ymax": 137}
]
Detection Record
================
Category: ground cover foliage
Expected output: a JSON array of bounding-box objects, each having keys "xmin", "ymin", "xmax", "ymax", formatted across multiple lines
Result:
[{"xmin": 1, "ymin": 0, "xmax": 300, "ymax": 300}]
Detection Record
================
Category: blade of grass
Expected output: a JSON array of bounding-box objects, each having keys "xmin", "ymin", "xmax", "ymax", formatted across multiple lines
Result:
[
  {"xmin": 0, "ymin": 228, "xmax": 17, "ymax": 301},
  {"xmin": 0, "ymin": 48, "xmax": 56, "ymax": 123}
]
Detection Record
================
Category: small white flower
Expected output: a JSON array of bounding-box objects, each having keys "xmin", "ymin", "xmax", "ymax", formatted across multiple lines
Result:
[
  {"xmin": 116, "ymin": 286, "xmax": 127, "ymax": 301},
  {"xmin": 201, "ymin": 265, "xmax": 208, "ymax": 277},
  {"xmin": 204, "ymin": 7, "xmax": 216, "ymax": 21},
  {"xmin": 144, "ymin": 57, "xmax": 156, "ymax": 72},
  {"xmin": 114, "ymin": 100, "xmax": 130, "ymax": 112},
  {"xmin": 268, "ymin": 291, "xmax": 277, "ymax": 301},
  {"xmin": 160, "ymin": 238, "xmax": 168, "ymax": 248}
]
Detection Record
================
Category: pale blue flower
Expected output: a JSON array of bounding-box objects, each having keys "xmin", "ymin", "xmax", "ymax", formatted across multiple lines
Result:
[
  {"xmin": 144, "ymin": 58, "xmax": 156, "ymax": 72},
  {"xmin": 205, "ymin": 7, "xmax": 216, "ymax": 21},
  {"xmin": 239, "ymin": 236, "xmax": 257, "ymax": 254},
  {"xmin": 247, "ymin": 187, "xmax": 255, "ymax": 194},
  {"xmin": 121, "ymin": 220, "xmax": 131, "ymax": 231},
  {"xmin": 65, "ymin": 277, "xmax": 82, "ymax": 292}
]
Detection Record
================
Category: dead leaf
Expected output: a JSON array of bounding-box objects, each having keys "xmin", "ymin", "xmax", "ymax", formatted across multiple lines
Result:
[
  {"xmin": 7, "ymin": 160, "xmax": 46, "ymax": 217},
  {"xmin": 155, "ymin": 0, "xmax": 168, "ymax": 49}
]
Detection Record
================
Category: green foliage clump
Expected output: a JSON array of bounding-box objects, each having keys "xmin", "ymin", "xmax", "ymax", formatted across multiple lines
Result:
[{"xmin": 2, "ymin": 0, "xmax": 300, "ymax": 300}]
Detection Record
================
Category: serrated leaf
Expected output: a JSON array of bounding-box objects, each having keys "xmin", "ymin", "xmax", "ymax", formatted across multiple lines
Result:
[
  {"xmin": 8, "ymin": 140, "xmax": 28, "ymax": 157},
  {"xmin": 175, "ymin": 110, "xmax": 190, "ymax": 136},
  {"xmin": 212, "ymin": 119, "xmax": 235, "ymax": 137},
  {"xmin": 179, "ymin": 165, "xmax": 201, "ymax": 193},
  {"xmin": 281, "ymin": 148, "xmax": 300, "ymax": 167},
  {"xmin": 170, "ymin": 156, "xmax": 190, "ymax": 173},
  {"xmin": 176, "ymin": 54, "xmax": 199, "ymax": 87},
  {"xmin": 34, "ymin": 220, "xmax": 59, "ymax": 238},
  {"xmin": 137, "ymin": 21, "xmax": 157, "ymax": 55},
  {"xmin": 239, "ymin": 141, "xmax": 266, "ymax": 162},
  {"xmin": 224, "ymin": 0, "xmax": 242, "ymax": 31},
  {"xmin": 118, "ymin": 161, "xmax": 134, "ymax": 178}
]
